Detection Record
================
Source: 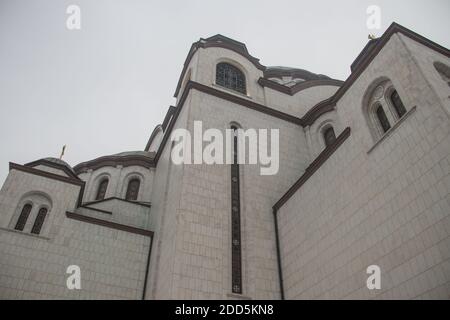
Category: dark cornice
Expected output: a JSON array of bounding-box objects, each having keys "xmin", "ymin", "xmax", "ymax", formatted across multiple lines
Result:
[
  {"xmin": 301, "ymin": 97, "xmax": 336, "ymax": 127},
  {"xmin": 292, "ymin": 23, "xmax": 450, "ymax": 128},
  {"xmin": 191, "ymin": 81, "xmax": 303, "ymax": 124},
  {"xmin": 74, "ymin": 155, "xmax": 155, "ymax": 174},
  {"xmin": 174, "ymin": 35, "xmax": 265, "ymax": 97},
  {"xmin": 145, "ymin": 124, "xmax": 163, "ymax": 152},
  {"xmin": 350, "ymin": 38, "xmax": 379, "ymax": 72},
  {"xmin": 271, "ymin": 127, "xmax": 351, "ymax": 300},
  {"xmin": 10, "ymin": 162, "xmax": 84, "ymax": 187},
  {"xmin": 154, "ymin": 80, "xmax": 304, "ymax": 165},
  {"xmin": 258, "ymin": 78, "xmax": 344, "ymax": 96},
  {"xmin": 9, "ymin": 162, "xmax": 85, "ymax": 207},
  {"xmin": 273, "ymin": 127, "xmax": 351, "ymax": 211},
  {"xmin": 263, "ymin": 67, "xmax": 331, "ymax": 81},
  {"xmin": 24, "ymin": 159, "xmax": 80, "ymax": 181},
  {"xmin": 66, "ymin": 211, "xmax": 153, "ymax": 237},
  {"xmin": 162, "ymin": 106, "xmax": 176, "ymax": 131},
  {"xmin": 330, "ymin": 23, "xmax": 450, "ymax": 108},
  {"xmin": 82, "ymin": 196, "xmax": 152, "ymax": 208},
  {"xmin": 80, "ymin": 205, "xmax": 112, "ymax": 215},
  {"xmin": 144, "ymin": 106, "xmax": 176, "ymax": 151}
]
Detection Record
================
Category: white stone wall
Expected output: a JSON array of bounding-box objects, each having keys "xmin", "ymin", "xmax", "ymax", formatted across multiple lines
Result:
[
  {"xmin": 33, "ymin": 165, "xmax": 70, "ymax": 177},
  {"xmin": 195, "ymin": 47, "xmax": 266, "ymax": 105},
  {"xmin": 277, "ymin": 33, "xmax": 450, "ymax": 299},
  {"xmin": 1, "ymin": 30, "xmax": 448, "ymax": 301},
  {"xmin": 0, "ymin": 169, "xmax": 151, "ymax": 299},
  {"xmin": 79, "ymin": 165, "xmax": 153, "ymax": 203},
  {"xmin": 0, "ymin": 218, "xmax": 150, "ymax": 299},
  {"xmin": 264, "ymin": 85, "xmax": 339, "ymax": 118},
  {"xmin": 398, "ymin": 34, "xmax": 450, "ymax": 116},
  {"xmin": 177, "ymin": 46, "xmax": 339, "ymax": 120},
  {"xmin": 79, "ymin": 199, "xmax": 150, "ymax": 230},
  {"xmin": 146, "ymin": 96, "xmax": 191, "ymax": 299},
  {"xmin": 0, "ymin": 169, "xmax": 80, "ymax": 231},
  {"xmin": 149, "ymin": 86, "xmax": 310, "ymax": 299},
  {"xmin": 305, "ymin": 110, "xmax": 343, "ymax": 159}
]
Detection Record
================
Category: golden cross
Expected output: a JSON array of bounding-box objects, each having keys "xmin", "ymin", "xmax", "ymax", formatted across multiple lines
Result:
[{"xmin": 59, "ymin": 145, "xmax": 66, "ymax": 160}]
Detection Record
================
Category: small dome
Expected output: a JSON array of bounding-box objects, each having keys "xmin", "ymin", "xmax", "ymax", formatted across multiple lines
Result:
[
  {"xmin": 41, "ymin": 157, "xmax": 75, "ymax": 174},
  {"xmin": 112, "ymin": 151, "xmax": 155, "ymax": 158},
  {"xmin": 264, "ymin": 66, "xmax": 331, "ymax": 81}
]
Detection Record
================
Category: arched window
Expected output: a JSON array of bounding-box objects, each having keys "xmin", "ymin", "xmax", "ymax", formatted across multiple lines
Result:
[
  {"xmin": 216, "ymin": 63, "xmax": 246, "ymax": 94},
  {"xmin": 376, "ymin": 105, "xmax": 391, "ymax": 133},
  {"xmin": 364, "ymin": 79, "xmax": 408, "ymax": 141},
  {"xmin": 230, "ymin": 125, "xmax": 242, "ymax": 294},
  {"xmin": 14, "ymin": 203, "xmax": 32, "ymax": 231},
  {"xmin": 96, "ymin": 178, "xmax": 108, "ymax": 200},
  {"xmin": 390, "ymin": 90, "xmax": 406, "ymax": 118},
  {"xmin": 31, "ymin": 207, "xmax": 48, "ymax": 235},
  {"xmin": 125, "ymin": 178, "xmax": 140, "ymax": 201},
  {"xmin": 323, "ymin": 127, "xmax": 336, "ymax": 147}
]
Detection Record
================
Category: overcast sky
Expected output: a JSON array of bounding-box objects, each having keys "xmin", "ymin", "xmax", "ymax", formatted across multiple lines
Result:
[{"xmin": 0, "ymin": 0, "xmax": 449, "ymax": 183}]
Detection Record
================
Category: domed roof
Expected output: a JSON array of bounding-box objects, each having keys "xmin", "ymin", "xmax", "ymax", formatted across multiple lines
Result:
[
  {"xmin": 73, "ymin": 151, "xmax": 156, "ymax": 174},
  {"xmin": 40, "ymin": 157, "xmax": 76, "ymax": 175},
  {"xmin": 112, "ymin": 151, "xmax": 155, "ymax": 158},
  {"xmin": 24, "ymin": 157, "xmax": 79, "ymax": 179},
  {"xmin": 42, "ymin": 157, "xmax": 72, "ymax": 167},
  {"xmin": 264, "ymin": 66, "xmax": 331, "ymax": 81}
]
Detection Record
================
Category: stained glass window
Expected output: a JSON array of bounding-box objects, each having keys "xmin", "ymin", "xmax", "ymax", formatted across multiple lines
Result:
[
  {"xmin": 14, "ymin": 204, "xmax": 32, "ymax": 231},
  {"xmin": 230, "ymin": 125, "xmax": 242, "ymax": 294},
  {"xmin": 376, "ymin": 105, "xmax": 391, "ymax": 133},
  {"xmin": 390, "ymin": 90, "xmax": 406, "ymax": 118},
  {"xmin": 31, "ymin": 207, "xmax": 47, "ymax": 234},
  {"xmin": 324, "ymin": 127, "xmax": 336, "ymax": 147},
  {"xmin": 216, "ymin": 63, "xmax": 246, "ymax": 94},
  {"xmin": 96, "ymin": 179, "xmax": 108, "ymax": 200},
  {"xmin": 125, "ymin": 178, "xmax": 140, "ymax": 201}
]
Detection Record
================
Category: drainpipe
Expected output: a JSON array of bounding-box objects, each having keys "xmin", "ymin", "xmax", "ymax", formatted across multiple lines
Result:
[
  {"xmin": 141, "ymin": 235, "xmax": 154, "ymax": 300},
  {"xmin": 272, "ymin": 207, "xmax": 285, "ymax": 300}
]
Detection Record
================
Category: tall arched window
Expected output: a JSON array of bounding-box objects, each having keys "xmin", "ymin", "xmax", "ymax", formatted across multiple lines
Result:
[
  {"xmin": 31, "ymin": 207, "xmax": 48, "ymax": 235},
  {"xmin": 376, "ymin": 105, "xmax": 391, "ymax": 133},
  {"xmin": 390, "ymin": 90, "xmax": 406, "ymax": 118},
  {"xmin": 125, "ymin": 178, "xmax": 140, "ymax": 201},
  {"xmin": 14, "ymin": 203, "xmax": 32, "ymax": 231},
  {"xmin": 216, "ymin": 63, "xmax": 246, "ymax": 94},
  {"xmin": 230, "ymin": 125, "xmax": 242, "ymax": 294},
  {"xmin": 364, "ymin": 79, "xmax": 408, "ymax": 141},
  {"xmin": 323, "ymin": 127, "xmax": 336, "ymax": 147},
  {"xmin": 96, "ymin": 178, "xmax": 108, "ymax": 200}
]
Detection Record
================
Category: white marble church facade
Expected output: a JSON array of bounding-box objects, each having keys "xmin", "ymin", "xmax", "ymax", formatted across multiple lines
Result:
[{"xmin": 0, "ymin": 22, "xmax": 449, "ymax": 299}]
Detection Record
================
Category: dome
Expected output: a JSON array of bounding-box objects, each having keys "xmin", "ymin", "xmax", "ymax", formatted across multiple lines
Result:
[
  {"xmin": 112, "ymin": 151, "xmax": 155, "ymax": 158},
  {"xmin": 264, "ymin": 66, "xmax": 331, "ymax": 81},
  {"xmin": 41, "ymin": 157, "xmax": 76, "ymax": 174},
  {"xmin": 73, "ymin": 151, "xmax": 156, "ymax": 174}
]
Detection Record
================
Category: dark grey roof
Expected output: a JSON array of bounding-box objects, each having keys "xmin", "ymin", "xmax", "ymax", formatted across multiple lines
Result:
[
  {"xmin": 112, "ymin": 151, "xmax": 155, "ymax": 158},
  {"xmin": 73, "ymin": 151, "xmax": 156, "ymax": 173},
  {"xmin": 264, "ymin": 66, "xmax": 331, "ymax": 81},
  {"xmin": 41, "ymin": 157, "xmax": 76, "ymax": 174}
]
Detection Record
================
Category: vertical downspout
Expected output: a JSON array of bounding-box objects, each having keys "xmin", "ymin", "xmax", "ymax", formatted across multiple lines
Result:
[
  {"xmin": 272, "ymin": 207, "xmax": 285, "ymax": 300},
  {"xmin": 141, "ymin": 235, "xmax": 154, "ymax": 300}
]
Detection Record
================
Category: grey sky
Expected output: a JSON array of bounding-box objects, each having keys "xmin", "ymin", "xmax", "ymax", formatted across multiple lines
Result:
[{"xmin": 0, "ymin": 0, "xmax": 449, "ymax": 183}]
